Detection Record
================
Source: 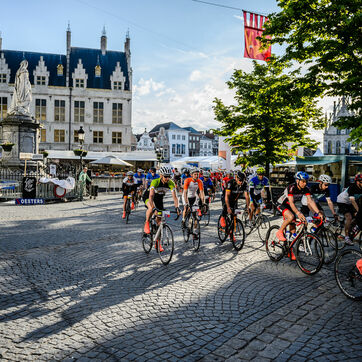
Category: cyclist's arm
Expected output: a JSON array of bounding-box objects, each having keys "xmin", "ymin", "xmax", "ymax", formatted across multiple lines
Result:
[
  {"xmin": 225, "ymin": 190, "xmax": 232, "ymax": 213},
  {"xmin": 287, "ymin": 195, "xmax": 304, "ymax": 220},
  {"xmin": 171, "ymin": 189, "xmax": 179, "ymax": 208},
  {"xmin": 148, "ymin": 187, "xmax": 155, "ymax": 208},
  {"xmin": 350, "ymin": 196, "xmax": 359, "ymax": 213},
  {"xmin": 326, "ymin": 197, "xmax": 337, "ymax": 217},
  {"xmin": 306, "ymin": 194, "xmax": 322, "ymax": 215}
]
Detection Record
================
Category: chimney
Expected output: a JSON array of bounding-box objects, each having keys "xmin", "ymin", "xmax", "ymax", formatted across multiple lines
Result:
[
  {"xmin": 66, "ymin": 22, "xmax": 71, "ymax": 54},
  {"xmin": 124, "ymin": 29, "xmax": 131, "ymax": 60},
  {"xmin": 101, "ymin": 26, "xmax": 107, "ymax": 55}
]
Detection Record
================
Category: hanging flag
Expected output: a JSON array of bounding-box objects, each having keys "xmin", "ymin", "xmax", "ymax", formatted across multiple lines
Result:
[{"xmin": 243, "ymin": 11, "xmax": 271, "ymax": 61}]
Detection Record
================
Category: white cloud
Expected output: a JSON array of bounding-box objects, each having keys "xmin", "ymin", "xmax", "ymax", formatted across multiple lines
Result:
[
  {"xmin": 189, "ymin": 70, "xmax": 202, "ymax": 81},
  {"xmin": 133, "ymin": 78, "xmax": 165, "ymax": 96}
]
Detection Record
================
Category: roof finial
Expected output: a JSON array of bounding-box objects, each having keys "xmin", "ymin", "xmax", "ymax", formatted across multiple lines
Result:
[
  {"xmin": 67, "ymin": 21, "xmax": 71, "ymax": 32},
  {"xmin": 102, "ymin": 26, "xmax": 106, "ymax": 37},
  {"xmin": 126, "ymin": 28, "xmax": 130, "ymax": 39}
]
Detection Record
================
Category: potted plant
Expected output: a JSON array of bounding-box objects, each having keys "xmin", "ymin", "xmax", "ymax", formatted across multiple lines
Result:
[
  {"xmin": 1, "ymin": 142, "xmax": 14, "ymax": 152},
  {"xmin": 41, "ymin": 150, "xmax": 49, "ymax": 158},
  {"xmin": 73, "ymin": 149, "xmax": 88, "ymax": 157}
]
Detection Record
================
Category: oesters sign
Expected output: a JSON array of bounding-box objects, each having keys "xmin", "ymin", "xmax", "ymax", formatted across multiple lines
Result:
[{"xmin": 15, "ymin": 199, "xmax": 45, "ymax": 205}]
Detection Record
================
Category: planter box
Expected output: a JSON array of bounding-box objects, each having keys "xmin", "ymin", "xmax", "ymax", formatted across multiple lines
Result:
[{"xmin": 1, "ymin": 144, "xmax": 14, "ymax": 152}]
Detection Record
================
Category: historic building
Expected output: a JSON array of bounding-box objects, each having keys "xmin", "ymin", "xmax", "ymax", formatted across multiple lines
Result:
[
  {"xmin": 136, "ymin": 129, "xmax": 154, "ymax": 151},
  {"xmin": 0, "ymin": 26, "xmax": 133, "ymax": 152},
  {"xmin": 183, "ymin": 126, "xmax": 202, "ymax": 157},
  {"xmin": 323, "ymin": 97, "xmax": 357, "ymax": 155}
]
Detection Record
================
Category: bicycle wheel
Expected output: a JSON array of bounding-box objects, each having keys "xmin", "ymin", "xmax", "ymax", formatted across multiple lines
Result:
[
  {"xmin": 295, "ymin": 233, "xmax": 324, "ymax": 275},
  {"xmin": 217, "ymin": 214, "xmax": 227, "ymax": 243},
  {"xmin": 142, "ymin": 232, "xmax": 153, "ymax": 254},
  {"xmin": 334, "ymin": 249, "xmax": 362, "ymax": 300},
  {"xmin": 265, "ymin": 225, "xmax": 285, "ymax": 262},
  {"xmin": 182, "ymin": 213, "xmax": 191, "ymax": 243},
  {"xmin": 241, "ymin": 210, "xmax": 252, "ymax": 235},
  {"xmin": 231, "ymin": 218, "xmax": 245, "ymax": 251},
  {"xmin": 317, "ymin": 228, "xmax": 338, "ymax": 265},
  {"xmin": 158, "ymin": 224, "xmax": 174, "ymax": 265},
  {"xmin": 257, "ymin": 215, "xmax": 270, "ymax": 243},
  {"xmin": 201, "ymin": 205, "xmax": 210, "ymax": 227},
  {"xmin": 192, "ymin": 216, "xmax": 201, "ymax": 251}
]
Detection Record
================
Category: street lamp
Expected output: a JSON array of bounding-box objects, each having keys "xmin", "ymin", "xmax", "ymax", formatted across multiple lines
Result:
[{"xmin": 78, "ymin": 126, "xmax": 85, "ymax": 166}]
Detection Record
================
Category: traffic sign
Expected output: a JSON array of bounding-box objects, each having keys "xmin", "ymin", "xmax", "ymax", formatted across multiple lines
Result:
[
  {"xmin": 19, "ymin": 153, "xmax": 33, "ymax": 160},
  {"xmin": 32, "ymin": 154, "xmax": 44, "ymax": 161}
]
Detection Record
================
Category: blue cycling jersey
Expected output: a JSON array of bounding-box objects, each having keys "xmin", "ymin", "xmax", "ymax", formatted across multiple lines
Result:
[
  {"xmin": 200, "ymin": 177, "xmax": 213, "ymax": 191},
  {"xmin": 134, "ymin": 173, "xmax": 145, "ymax": 185},
  {"xmin": 146, "ymin": 172, "xmax": 160, "ymax": 186},
  {"xmin": 249, "ymin": 176, "xmax": 269, "ymax": 195}
]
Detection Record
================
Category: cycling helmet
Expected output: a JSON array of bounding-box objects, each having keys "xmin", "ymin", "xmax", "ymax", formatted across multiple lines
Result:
[
  {"xmin": 203, "ymin": 171, "xmax": 210, "ymax": 177},
  {"xmin": 235, "ymin": 171, "xmax": 246, "ymax": 181},
  {"xmin": 295, "ymin": 171, "xmax": 309, "ymax": 181},
  {"xmin": 150, "ymin": 167, "xmax": 156, "ymax": 173},
  {"xmin": 318, "ymin": 174, "xmax": 332, "ymax": 184},
  {"xmin": 355, "ymin": 174, "xmax": 362, "ymax": 181},
  {"xmin": 190, "ymin": 168, "xmax": 199, "ymax": 174},
  {"xmin": 137, "ymin": 168, "xmax": 144, "ymax": 173},
  {"xmin": 126, "ymin": 171, "xmax": 134, "ymax": 176},
  {"xmin": 159, "ymin": 166, "xmax": 172, "ymax": 176},
  {"xmin": 256, "ymin": 167, "xmax": 265, "ymax": 175}
]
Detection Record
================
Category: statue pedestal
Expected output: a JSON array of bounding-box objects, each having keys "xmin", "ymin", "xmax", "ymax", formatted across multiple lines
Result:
[{"xmin": 0, "ymin": 114, "xmax": 40, "ymax": 167}]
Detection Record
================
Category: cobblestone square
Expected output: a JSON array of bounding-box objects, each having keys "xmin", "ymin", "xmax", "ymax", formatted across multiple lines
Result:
[{"xmin": 0, "ymin": 195, "xmax": 361, "ymax": 361}]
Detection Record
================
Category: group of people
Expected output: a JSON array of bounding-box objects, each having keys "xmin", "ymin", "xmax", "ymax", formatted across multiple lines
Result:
[{"xmin": 121, "ymin": 165, "xmax": 362, "ymax": 248}]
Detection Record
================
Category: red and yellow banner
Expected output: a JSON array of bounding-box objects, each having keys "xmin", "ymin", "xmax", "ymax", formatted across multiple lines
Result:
[{"xmin": 243, "ymin": 11, "xmax": 271, "ymax": 61}]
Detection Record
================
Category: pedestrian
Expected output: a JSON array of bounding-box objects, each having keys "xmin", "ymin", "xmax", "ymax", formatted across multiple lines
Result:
[{"xmin": 79, "ymin": 166, "xmax": 91, "ymax": 200}]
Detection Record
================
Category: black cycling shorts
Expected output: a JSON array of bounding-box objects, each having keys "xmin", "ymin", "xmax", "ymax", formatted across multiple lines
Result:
[{"xmin": 337, "ymin": 203, "xmax": 356, "ymax": 216}]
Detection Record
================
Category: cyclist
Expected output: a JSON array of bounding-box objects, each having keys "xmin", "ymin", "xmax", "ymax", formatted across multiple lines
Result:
[
  {"xmin": 182, "ymin": 169, "xmax": 205, "ymax": 225},
  {"xmin": 146, "ymin": 167, "xmax": 160, "ymax": 187},
  {"xmin": 336, "ymin": 173, "xmax": 362, "ymax": 245},
  {"xmin": 181, "ymin": 169, "xmax": 190, "ymax": 187},
  {"xmin": 121, "ymin": 171, "xmax": 137, "ymax": 219},
  {"xmin": 220, "ymin": 171, "xmax": 249, "ymax": 229},
  {"xmin": 301, "ymin": 174, "xmax": 338, "ymax": 219},
  {"xmin": 144, "ymin": 166, "xmax": 180, "ymax": 238},
  {"xmin": 134, "ymin": 168, "xmax": 146, "ymax": 191},
  {"xmin": 221, "ymin": 171, "xmax": 233, "ymax": 208},
  {"xmin": 173, "ymin": 168, "xmax": 182, "ymax": 190},
  {"xmin": 249, "ymin": 167, "xmax": 271, "ymax": 222},
  {"xmin": 276, "ymin": 171, "xmax": 323, "ymax": 244},
  {"xmin": 200, "ymin": 171, "xmax": 215, "ymax": 201}
]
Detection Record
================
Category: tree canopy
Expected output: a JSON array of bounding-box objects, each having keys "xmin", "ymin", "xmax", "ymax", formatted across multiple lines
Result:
[
  {"xmin": 263, "ymin": 0, "xmax": 362, "ymax": 146},
  {"xmin": 213, "ymin": 59, "xmax": 325, "ymax": 176}
]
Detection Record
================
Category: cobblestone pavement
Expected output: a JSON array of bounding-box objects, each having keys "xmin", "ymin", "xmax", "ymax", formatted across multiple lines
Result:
[{"xmin": 0, "ymin": 194, "xmax": 361, "ymax": 361}]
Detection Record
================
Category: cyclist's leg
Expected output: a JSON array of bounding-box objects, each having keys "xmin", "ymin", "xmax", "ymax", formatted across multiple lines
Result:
[{"xmin": 277, "ymin": 204, "xmax": 295, "ymax": 241}]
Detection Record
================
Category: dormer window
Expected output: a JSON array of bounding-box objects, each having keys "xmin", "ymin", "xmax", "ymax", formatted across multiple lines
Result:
[
  {"xmin": 0, "ymin": 74, "xmax": 6, "ymax": 83},
  {"xmin": 113, "ymin": 81, "xmax": 122, "ymax": 90},
  {"xmin": 95, "ymin": 65, "xmax": 101, "ymax": 77},
  {"xmin": 75, "ymin": 78, "xmax": 85, "ymax": 88},
  {"xmin": 57, "ymin": 64, "xmax": 64, "ymax": 76},
  {"xmin": 36, "ymin": 76, "xmax": 46, "ymax": 85}
]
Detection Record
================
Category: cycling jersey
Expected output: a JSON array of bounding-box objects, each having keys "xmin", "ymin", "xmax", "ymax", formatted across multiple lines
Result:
[
  {"xmin": 200, "ymin": 177, "xmax": 214, "ymax": 193},
  {"xmin": 150, "ymin": 177, "xmax": 176, "ymax": 195},
  {"xmin": 277, "ymin": 183, "xmax": 311, "ymax": 205},
  {"xmin": 122, "ymin": 177, "xmax": 137, "ymax": 196},
  {"xmin": 337, "ymin": 183, "xmax": 362, "ymax": 205},
  {"xmin": 181, "ymin": 174, "xmax": 190, "ymax": 186},
  {"xmin": 146, "ymin": 172, "xmax": 160, "ymax": 187},
  {"xmin": 249, "ymin": 176, "xmax": 269, "ymax": 195},
  {"xmin": 134, "ymin": 173, "xmax": 145, "ymax": 186},
  {"xmin": 225, "ymin": 179, "xmax": 247, "ymax": 207},
  {"xmin": 184, "ymin": 178, "xmax": 203, "ymax": 199},
  {"xmin": 301, "ymin": 183, "xmax": 330, "ymax": 206}
]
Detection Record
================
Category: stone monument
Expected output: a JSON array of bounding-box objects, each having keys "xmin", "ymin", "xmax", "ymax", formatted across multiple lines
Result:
[{"xmin": 0, "ymin": 60, "xmax": 40, "ymax": 166}]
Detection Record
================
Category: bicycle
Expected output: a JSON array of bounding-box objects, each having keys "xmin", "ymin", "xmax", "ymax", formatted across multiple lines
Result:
[
  {"xmin": 217, "ymin": 209, "xmax": 246, "ymax": 251},
  {"xmin": 124, "ymin": 194, "xmax": 133, "ymax": 224},
  {"xmin": 265, "ymin": 218, "xmax": 324, "ymax": 275},
  {"xmin": 308, "ymin": 215, "xmax": 338, "ymax": 265},
  {"xmin": 200, "ymin": 194, "xmax": 211, "ymax": 227},
  {"xmin": 142, "ymin": 208, "xmax": 179, "ymax": 265},
  {"xmin": 334, "ymin": 248, "xmax": 362, "ymax": 300},
  {"xmin": 182, "ymin": 204, "xmax": 201, "ymax": 251},
  {"xmin": 241, "ymin": 200, "xmax": 270, "ymax": 243}
]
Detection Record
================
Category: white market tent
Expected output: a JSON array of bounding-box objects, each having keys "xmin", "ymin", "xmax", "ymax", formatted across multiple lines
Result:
[
  {"xmin": 89, "ymin": 155, "xmax": 133, "ymax": 167},
  {"xmin": 170, "ymin": 155, "xmax": 239, "ymax": 170}
]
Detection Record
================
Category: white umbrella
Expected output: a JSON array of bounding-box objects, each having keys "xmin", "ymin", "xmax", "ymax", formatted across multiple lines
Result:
[{"xmin": 89, "ymin": 155, "xmax": 133, "ymax": 167}]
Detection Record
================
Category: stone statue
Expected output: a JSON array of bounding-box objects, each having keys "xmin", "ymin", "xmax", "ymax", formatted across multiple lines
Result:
[{"xmin": 8, "ymin": 60, "xmax": 32, "ymax": 117}]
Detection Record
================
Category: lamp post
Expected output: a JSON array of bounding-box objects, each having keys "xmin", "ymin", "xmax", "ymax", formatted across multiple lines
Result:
[{"xmin": 78, "ymin": 126, "xmax": 85, "ymax": 167}]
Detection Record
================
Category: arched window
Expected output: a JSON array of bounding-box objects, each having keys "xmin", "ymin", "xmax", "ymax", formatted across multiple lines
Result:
[
  {"xmin": 336, "ymin": 140, "xmax": 341, "ymax": 155},
  {"xmin": 327, "ymin": 141, "xmax": 332, "ymax": 154},
  {"xmin": 345, "ymin": 143, "xmax": 350, "ymax": 155}
]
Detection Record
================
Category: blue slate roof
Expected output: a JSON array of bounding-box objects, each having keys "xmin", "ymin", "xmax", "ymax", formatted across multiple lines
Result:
[
  {"xmin": 1, "ymin": 47, "xmax": 129, "ymax": 90},
  {"xmin": 183, "ymin": 126, "xmax": 201, "ymax": 134},
  {"xmin": 150, "ymin": 122, "xmax": 187, "ymax": 133}
]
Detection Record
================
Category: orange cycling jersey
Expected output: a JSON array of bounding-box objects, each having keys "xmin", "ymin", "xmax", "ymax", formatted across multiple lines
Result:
[{"xmin": 184, "ymin": 178, "xmax": 204, "ymax": 198}]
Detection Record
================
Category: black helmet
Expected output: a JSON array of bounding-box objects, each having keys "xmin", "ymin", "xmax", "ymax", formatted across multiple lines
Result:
[
  {"xmin": 235, "ymin": 171, "xmax": 246, "ymax": 181},
  {"xmin": 150, "ymin": 167, "xmax": 156, "ymax": 173}
]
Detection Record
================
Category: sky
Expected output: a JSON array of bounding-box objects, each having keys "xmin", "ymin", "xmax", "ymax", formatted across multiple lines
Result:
[{"xmin": 2, "ymin": 0, "xmax": 334, "ymax": 145}]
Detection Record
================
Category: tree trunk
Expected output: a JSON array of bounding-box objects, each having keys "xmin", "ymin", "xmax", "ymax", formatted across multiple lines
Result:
[{"xmin": 265, "ymin": 161, "xmax": 270, "ymax": 180}]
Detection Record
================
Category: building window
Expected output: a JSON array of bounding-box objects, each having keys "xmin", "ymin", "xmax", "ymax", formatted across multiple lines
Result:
[
  {"xmin": 0, "ymin": 97, "xmax": 7, "ymax": 120},
  {"xmin": 112, "ymin": 132, "xmax": 122, "ymax": 144},
  {"xmin": 345, "ymin": 144, "xmax": 350, "ymax": 155},
  {"xmin": 112, "ymin": 103, "xmax": 122, "ymax": 124},
  {"xmin": 74, "ymin": 101, "xmax": 85, "ymax": 123},
  {"xmin": 113, "ymin": 81, "xmax": 122, "ymax": 90},
  {"xmin": 57, "ymin": 64, "xmax": 64, "ymax": 76},
  {"xmin": 40, "ymin": 129, "xmax": 46, "ymax": 142},
  {"xmin": 177, "ymin": 135, "xmax": 180, "ymax": 140},
  {"xmin": 93, "ymin": 131, "xmax": 103, "ymax": 143},
  {"xmin": 93, "ymin": 102, "xmax": 104, "ymax": 123},
  {"xmin": 182, "ymin": 135, "xmax": 185, "ymax": 140},
  {"xmin": 172, "ymin": 144, "xmax": 175, "ymax": 154},
  {"xmin": 336, "ymin": 128, "xmax": 341, "ymax": 135},
  {"xmin": 336, "ymin": 140, "xmax": 341, "ymax": 155},
  {"xmin": 172, "ymin": 135, "xmax": 175, "ymax": 140},
  {"xmin": 95, "ymin": 65, "xmax": 101, "ymax": 77},
  {"xmin": 0, "ymin": 74, "xmax": 6, "ymax": 83},
  {"xmin": 36, "ymin": 76, "xmax": 46, "ymax": 85},
  {"xmin": 74, "ymin": 130, "xmax": 79, "ymax": 143},
  {"xmin": 54, "ymin": 100, "xmax": 65, "ymax": 122},
  {"xmin": 327, "ymin": 141, "xmax": 332, "ymax": 154},
  {"xmin": 35, "ymin": 99, "xmax": 46, "ymax": 121},
  {"xmin": 54, "ymin": 129, "xmax": 65, "ymax": 143},
  {"xmin": 75, "ymin": 78, "xmax": 85, "ymax": 88},
  {"xmin": 182, "ymin": 144, "xmax": 185, "ymax": 154},
  {"xmin": 176, "ymin": 144, "xmax": 181, "ymax": 154}
]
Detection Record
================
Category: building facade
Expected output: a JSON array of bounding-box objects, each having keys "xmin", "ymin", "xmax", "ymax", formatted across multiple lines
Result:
[
  {"xmin": 323, "ymin": 97, "xmax": 357, "ymax": 155},
  {"xmin": 199, "ymin": 135, "xmax": 213, "ymax": 156},
  {"xmin": 0, "ymin": 27, "xmax": 133, "ymax": 153},
  {"xmin": 136, "ymin": 129, "xmax": 154, "ymax": 151},
  {"xmin": 183, "ymin": 127, "xmax": 202, "ymax": 157}
]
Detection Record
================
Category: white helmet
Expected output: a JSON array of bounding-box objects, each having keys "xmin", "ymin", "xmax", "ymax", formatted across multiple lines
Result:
[
  {"xmin": 318, "ymin": 174, "xmax": 332, "ymax": 184},
  {"xmin": 126, "ymin": 171, "xmax": 134, "ymax": 176},
  {"xmin": 137, "ymin": 168, "xmax": 144, "ymax": 173},
  {"xmin": 203, "ymin": 171, "xmax": 210, "ymax": 177},
  {"xmin": 159, "ymin": 166, "xmax": 172, "ymax": 176}
]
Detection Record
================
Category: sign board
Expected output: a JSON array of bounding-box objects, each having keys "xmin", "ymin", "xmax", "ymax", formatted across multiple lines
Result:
[
  {"xmin": 22, "ymin": 177, "xmax": 37, "ymax": 198},
  {"xmin": 49, "ymin": 164, "xmax": 56, "ymax": 175},
  {"xmin": 15, "ymin": 198, "xmax": 45, "ymax": 205},
  {"xmin": 19, "ymin": 153, "xmax": 33, "ymax": 160},
  {"xmin": 32, "ymin": 154, "xmax": 44, "ymax": 161}
]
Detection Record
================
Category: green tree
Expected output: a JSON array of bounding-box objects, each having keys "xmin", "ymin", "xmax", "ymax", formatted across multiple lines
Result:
[
  {"xmin": 262, "ymin": 0, "xmax": 362, "ymax": 146},
  {"xmin": 213, "ymin": 59, "xmax": 325, "ymax": 177}
]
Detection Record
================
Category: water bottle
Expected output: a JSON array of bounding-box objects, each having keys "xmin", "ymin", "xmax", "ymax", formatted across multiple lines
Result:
[
  {"xmin": 306, "ymin": 216, "xmax": 313, "ymax": 223},
  {"xmin": 291, "ymin": 233, "xmax": 297, "ymax": 241},
  {"xmin": 285, "ymin": 231, "xmax": 291, "ymax": 241},
  {"xmin": 311, "ymin": 226, "xmax": 317, "ymax": 233}
]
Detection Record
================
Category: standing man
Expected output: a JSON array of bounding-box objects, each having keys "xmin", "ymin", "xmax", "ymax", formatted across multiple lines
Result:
[{"xmin": 79, "ymin": 166, "xmax": 91, "ymax": 200}]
